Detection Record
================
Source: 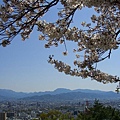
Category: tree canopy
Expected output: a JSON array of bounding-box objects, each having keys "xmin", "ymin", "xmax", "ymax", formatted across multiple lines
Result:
[
  {"xmin": 37, "ymin": 100, "xmax": 120, "ymax": 120},
  {"xmin": 78, "ymin": 100, "xmax": 120, "ymax": 120},
  {"xmin": 0, "ymin": 0, "xmax": 120, "ymax": 85}
]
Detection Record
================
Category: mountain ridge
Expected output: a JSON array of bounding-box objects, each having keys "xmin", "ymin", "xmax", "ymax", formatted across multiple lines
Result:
[
  {"xmin": 0, "ymin": 88, "xmax": 118, "ymax": 101},
  {"xmin": 21, "ymin": 91, "xmax": 120, "ymax": 102}
]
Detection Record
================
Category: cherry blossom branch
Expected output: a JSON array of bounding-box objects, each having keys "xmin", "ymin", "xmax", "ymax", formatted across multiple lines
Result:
[
  {"xmin": 0, "ymin": 0, "xmax": 59, "ymax": 46},
  {"xmin": 0, "ymin": 0, "xmax": 120, "ymax": 85}
]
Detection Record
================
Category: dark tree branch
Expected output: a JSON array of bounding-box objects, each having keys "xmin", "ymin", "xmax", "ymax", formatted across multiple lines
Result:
[
  {"xmin": 0, "ymin": 0, "xmax": 59, "ymax": 46},
  {"xmin": 116, "ymin": 30, "xmax": 120, "ymax": 38}
]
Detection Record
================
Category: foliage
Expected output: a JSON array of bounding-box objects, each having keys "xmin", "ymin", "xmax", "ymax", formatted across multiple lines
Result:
[
  {"xmin": 77, "ymin": 100, "xmax": 120, "ymax": 120},
  {"xmin": 39, "ymin": 110, "xmax": 74, "ymax": 120},
  {"xmin": 38, "ymin": 100, "xmax": 120, "ymax": 120},
  {"xmin": 0, "ymin": 0, "xmax": 120, "ymax": 84}
]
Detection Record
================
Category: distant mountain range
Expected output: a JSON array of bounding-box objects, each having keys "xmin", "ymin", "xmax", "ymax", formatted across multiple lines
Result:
[{"xmin": 0, "ymin": 88, "xmax": 120, "ymax": 101}]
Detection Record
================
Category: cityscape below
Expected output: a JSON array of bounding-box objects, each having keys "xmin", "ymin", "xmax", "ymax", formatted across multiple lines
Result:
[{"xmin": 0, "ymin": 88, "xmax": 120, "ymax": 120}]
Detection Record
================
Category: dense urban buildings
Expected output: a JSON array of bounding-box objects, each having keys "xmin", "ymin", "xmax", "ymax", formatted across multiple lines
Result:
[{"xmin": 0, "ymin": 99, "xmax": 120, "ymax": 120}]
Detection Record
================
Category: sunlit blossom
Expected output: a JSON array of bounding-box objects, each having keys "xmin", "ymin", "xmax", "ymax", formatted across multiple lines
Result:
[{"xmin": 0, "ymin": 0, "xmax": 120, "ymax": 84}]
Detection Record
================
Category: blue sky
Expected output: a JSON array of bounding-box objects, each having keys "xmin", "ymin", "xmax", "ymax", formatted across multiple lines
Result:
[{"xmin": 0, "ymin": 1, "xmax": 119, "ymax": 92}]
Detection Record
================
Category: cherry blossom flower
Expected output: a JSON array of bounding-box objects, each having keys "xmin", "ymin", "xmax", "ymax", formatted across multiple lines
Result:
[{"xmin": 0, "ymin": 0, "xmax": 120, "ymax": 85}]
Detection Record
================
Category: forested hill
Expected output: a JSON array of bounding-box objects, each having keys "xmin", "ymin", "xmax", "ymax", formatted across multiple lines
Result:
[{"xmin": 0, "ymin": 88, "xmax": 120, "ymax": 101}]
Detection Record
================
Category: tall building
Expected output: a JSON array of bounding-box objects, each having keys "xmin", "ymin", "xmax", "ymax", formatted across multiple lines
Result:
[
  {"xmin": 7, "ymin": 112, "xmax": 15, "ymax": 119},
  {"xmin": 0, "ymin": 113, "xmax": 6, "ymax": 120}
]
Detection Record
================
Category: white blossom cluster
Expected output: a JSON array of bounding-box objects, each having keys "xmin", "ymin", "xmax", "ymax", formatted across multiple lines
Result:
[
  {"xmin": 66, "ymin": 0, "xmax": 120, "ymax": 8},
  {"xmin": 48, "ymin": 57, "xmax": 119, "ymax": 83},
  {"xmin": 0, "ymin": 0, "xmax": 48, "ymax": 43},
  {"xmin": 0, "ymin": 0, "xmax": 120, "ymax": 83}
]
